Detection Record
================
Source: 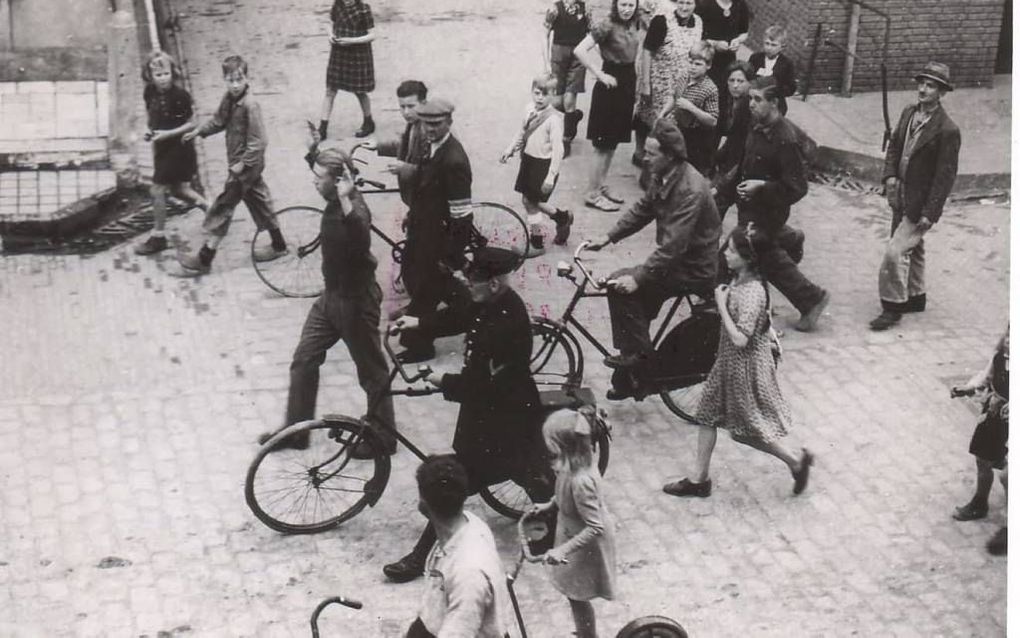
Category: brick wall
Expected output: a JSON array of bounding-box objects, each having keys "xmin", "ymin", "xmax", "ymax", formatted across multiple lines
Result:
[{"xmin": 744, "ymin": 0, "xmax": 1007, "ymax": 94}]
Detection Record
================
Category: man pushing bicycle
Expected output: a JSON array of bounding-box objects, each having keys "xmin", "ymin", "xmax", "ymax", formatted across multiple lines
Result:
[
  {"xmin": 384, "ymin": 246, "xmax": 553, "ymax": 584},
  {"xmin": 585, "ymin": 119, "xmax": 721, "ymax": 400}
]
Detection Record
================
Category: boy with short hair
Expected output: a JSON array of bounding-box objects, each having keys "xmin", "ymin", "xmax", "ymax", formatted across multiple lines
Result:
[
  {"xmin": 749, "ymin": 25, "xmax": 797, "ymax": 116},
  {"xmin": 500, "ymin": 74, "xmax": 573, "ymax": 257},
  {"xmin": 178, "ymin": 55, "xmax": 286, "ymax": 276},
  {"xmin": 659, "ymin": 41, "xmax": 719, "ymax": 175},
  {"xmin": 374, "ymin": 79, "xmax": 429, "ymax": 207},
  {"xmin": 544, "ymin": 0, "xmax": 591, "ymax": 157}
]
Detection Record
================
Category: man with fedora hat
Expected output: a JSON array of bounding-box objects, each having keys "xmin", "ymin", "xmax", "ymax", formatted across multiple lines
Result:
[
  {"xmin": 870, "ymin": 61, "xmax": 960, "ymax": 331},
  {"xmin": 397, "ymin": 97, "xmax": 475, "ymax": 362},
  {"xmin": 585, "ymin": 118, "xmax": 721, "ymax": 394},
  {"xmin": 385, "ymin": 247, "xmax": 552, "ymax": 583}
]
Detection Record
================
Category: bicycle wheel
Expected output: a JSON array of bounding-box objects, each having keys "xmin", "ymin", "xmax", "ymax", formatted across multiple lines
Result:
[
  {"xmin": 252, "ymin": 205, "xmax": 324, "ymax": 298},
  {"xmin": 659, "ymin": 375, "xmax": 708, "ymax": 424},
  {"xmin": 615, "ymin": 616, "xmax": 688, "ymax": 638},
  {"xmin": 467, "ymin": 202, "xmax": 530, "ymax": 261},
  {"xmin": 245, "ymin": 417, "xmax": 391, "ymax": 534},
  {"xmin": 530, "ymin": 317, "xmax": 584, "ymax": 388},
  {"xmin": 478, "ymin": 424, "xmax": 610, "ymax": 520}
]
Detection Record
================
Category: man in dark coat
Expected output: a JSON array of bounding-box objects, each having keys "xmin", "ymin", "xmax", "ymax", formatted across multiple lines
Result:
[
  {"xmin": 715, "ymin": 76, "xmax": 830, "ymax": 332},
  {"xmin": 396, "ymin": 97, "xmax": 475, "ymax": 363},
  {"xmin": 586, "ymin": 118, "xmax": 720, "ymax": 397},
  {"xmin": 383, "ymin": 247, "xmax": 551, "ymax": 583},
  {"xmin": 870, "ymin": 62, "xmax": 961, "ymax": 331}
]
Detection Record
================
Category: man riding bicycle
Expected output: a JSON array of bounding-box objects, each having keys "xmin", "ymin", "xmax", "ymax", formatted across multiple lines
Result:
[{"xmin": 585, "ymin": 119, "xmax": 721, "ymax": 400}]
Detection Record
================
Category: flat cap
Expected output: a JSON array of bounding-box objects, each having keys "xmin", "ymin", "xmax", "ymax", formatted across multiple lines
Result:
[
  {"xmin": 652, "ymin": 118, "xmax": 688, "ymax": 161},
  {"xmin": 464, "ymin": 247, "xmax": 522, "ymax": 279},
  {"xmin": 415, "ymin": 97, "xmax": 455, "ymax": 119}
]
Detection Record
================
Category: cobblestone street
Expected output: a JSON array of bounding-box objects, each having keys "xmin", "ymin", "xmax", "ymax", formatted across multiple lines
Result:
[{"xmin": 0, "ymin": 0, "xmax": 1010, "ymax": 636}]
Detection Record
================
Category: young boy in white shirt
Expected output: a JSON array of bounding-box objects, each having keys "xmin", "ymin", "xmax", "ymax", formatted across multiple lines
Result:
[{"xmin": 501, "ymin": 74, "xmax": 574, "ymax": 257}]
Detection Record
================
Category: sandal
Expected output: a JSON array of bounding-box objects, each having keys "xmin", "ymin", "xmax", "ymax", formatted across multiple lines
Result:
[
  {"xmin": 600, "ymin": 186, "xmax": 625, "ymax": 205},
  {"xmin": 584, "ymin": 194, "xmax": 620, "ymax": 212}
]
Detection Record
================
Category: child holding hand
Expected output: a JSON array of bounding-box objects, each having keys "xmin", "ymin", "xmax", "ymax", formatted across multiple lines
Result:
[{"xmin": 530, "ymin": 408, "xmax": 616, "ymax": 638}]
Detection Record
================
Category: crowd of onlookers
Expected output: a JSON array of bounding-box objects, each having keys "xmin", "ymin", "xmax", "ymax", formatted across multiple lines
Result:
[{"xmin": 127, "ymin": 0, "xmax": 1000, "ymax": 635}]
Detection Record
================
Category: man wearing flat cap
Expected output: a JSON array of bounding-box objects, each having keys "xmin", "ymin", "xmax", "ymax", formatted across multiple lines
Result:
[
  {"xmin": 586, "ymin": 119, "xmax": 721, "ymax": 397},
  {"xmin": 870, "ymin": 61, "xmax": 960, "ymax": 331},
  {"xmin": 385, "ymin": 247, "xmax": 551, "ymax": 583},
  {"xmin": 396, "ymin": 97, "xmax": 476, "ymax": 362}
]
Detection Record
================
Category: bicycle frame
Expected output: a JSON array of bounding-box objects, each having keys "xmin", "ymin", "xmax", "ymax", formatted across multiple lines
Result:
[{"xmin": 549, "ymin": 242, "xmax": 692, "ymax": 359}]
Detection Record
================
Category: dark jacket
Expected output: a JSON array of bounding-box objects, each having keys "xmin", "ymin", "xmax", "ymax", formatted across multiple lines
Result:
[
  {"xmin": 376, "ymin": 119, "xmax": 428, "ymax": 205},
  {"xmin": 748, "ymin": 52, "xmax": 797, "ymax": 115},
  {"xmin": 607, "ymin": 161, "xmax": 720, "ymax": 289},
  {"xmin": 883, "ymin": 104, "xmax": 961, "ymax": 225},
  {"xmin": 419, "ymin": 288, "xmax": 542, "ymax": 484},
  {"xmin": 717, "ymin": 114, "xmax": 808, "ymax": 230},
  {"xmin": 406, "ymin": 134, "xmax": 473, "ymax": 271}
]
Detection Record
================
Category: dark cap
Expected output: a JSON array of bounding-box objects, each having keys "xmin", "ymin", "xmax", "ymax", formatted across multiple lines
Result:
[
  {"xmin": 651, "ymin": 118, "xmax": 688, "ymax": 160},
  {"xmin": 415, "ymin": 98, "xmax": 455, "ymax": 120},
  {"xmin": 464, "ymin": 247, "xmax": 522, "ymax": 280},
  {"xmin": 914, "ymin": 61, "xmax": 953, "ymax": 91}
]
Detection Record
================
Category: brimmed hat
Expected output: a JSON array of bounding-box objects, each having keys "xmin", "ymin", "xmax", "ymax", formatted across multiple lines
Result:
[
  {"xmin": 464, "ymin": 247, "xmax": 522, "ymax": 280},
  {"xmin": 651, "ymin": 118, "xmax": 688, "ymax": 160},
  {"xmin": 415, "ymin": 98, "xmax": 455, "ymax": 120},
  {"xmin": 914, "ymin": 61, "xmax": 953, "ymax": 91}
]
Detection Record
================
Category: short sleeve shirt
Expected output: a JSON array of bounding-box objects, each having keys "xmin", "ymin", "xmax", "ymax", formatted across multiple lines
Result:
[
  {"xmin": 674, "ymin": 76, "xmax": 719, "ymax": 129},
  {"xmin": 331, "ymin": 0, "xmax": 373, "ymax": 37},
  {"xmin": 590, "ymin": 18, "xmax": 642, "ymax": 64}
]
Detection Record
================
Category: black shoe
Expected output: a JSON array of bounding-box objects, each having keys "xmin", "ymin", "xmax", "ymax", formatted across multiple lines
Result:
[
  {"xmin": 603, "ymin": 353, "xmax": 643, "ymax": 369},
  {"xmin": 383, "ymin": 553, "xmax": 425, "ymax": 583},
  {"xmin": 987, "ymin": 526, "xmax": 1007, "ymax": 556},
  {"xmin": 527, "ymin": 234, "xmax": 546, "ymax": 258},
  {"xmin": 904, "ymin": 294, "xmax": 927, "ymax": 313},
  {"xmin": 553, "ymin": 209, "xmax": 573, "ymax": 246},
  {"xmin": 606, "ymin": 385, "xmax": 633, "ymax": 401},
  {"xmin": 135, "ymin": 235, "xmax": 168, "ymax": 255},
  {"xmin": 395, "ymin": 348, "xmax": 435, "ymax": 364},
  {"xmin": 662, "ymin": 478, "xmax": 712, "ymax": 498},
  {"xmin": 355, "ymin": 117, "xmax": 376, "ymax": 138},
  {"xmin": 792, "ymin": 448, "xmax": 814, "ymax": 495},
  {"xmin": 256, "ymin": 430, "xmax": 310, "ymax": 451},
  {"xmin": 952, "ymin": 502, "xmax": 989, "ymax": 521},
  {"xmin": 869, "ymin": 309, "xmax": 902, "ymax": 331}
]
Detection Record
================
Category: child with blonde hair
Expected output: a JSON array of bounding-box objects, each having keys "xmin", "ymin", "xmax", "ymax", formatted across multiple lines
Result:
[
  {"xmin": 135, "ymin": 51, "xmax": 207, "ymax": 255},
  {"xmin": 530, "ymin": 407, "xmax": 616, "ymax": 638}
]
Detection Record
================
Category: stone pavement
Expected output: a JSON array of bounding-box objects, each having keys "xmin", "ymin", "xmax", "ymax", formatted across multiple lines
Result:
[{"xmin": 0, "ymin": 0, "xmax": 1009, "ymax": 636}]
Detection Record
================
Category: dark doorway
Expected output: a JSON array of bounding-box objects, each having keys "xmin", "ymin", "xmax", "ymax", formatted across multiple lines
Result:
[{"xmin": 995, "ymin": 0, "xmax": 1012, "ymax": 74}]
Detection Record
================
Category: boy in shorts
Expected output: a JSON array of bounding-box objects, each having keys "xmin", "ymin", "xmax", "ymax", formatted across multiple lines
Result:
[
  {"xmin": 544, "ymin": 0, "xmax": 591, "ymax": 157},
  {"xmin": 179, "ymin": 55, "xmax": 286, "ymax": 275},
  {"xmin": 501, "ymin": 74, "xmax": 574, "ymax": 257}
]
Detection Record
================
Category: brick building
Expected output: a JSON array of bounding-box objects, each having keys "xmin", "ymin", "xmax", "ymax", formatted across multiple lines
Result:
[{"xmin": 743, "ymin": 0, "xmax": 1011, "ymax": 94}]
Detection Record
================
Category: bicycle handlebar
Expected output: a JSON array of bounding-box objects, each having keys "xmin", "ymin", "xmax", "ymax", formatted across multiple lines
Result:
[
  {"xmin": 310, "ymin": 596, "xmax": 363, "ymax": 638},
  {"xmin": 383, "ymin": 325, "xmax": 434, "ymax": 385},
  {"xmin": 572, "ymin": 241, "xmax": 609, "ymax": 291}
]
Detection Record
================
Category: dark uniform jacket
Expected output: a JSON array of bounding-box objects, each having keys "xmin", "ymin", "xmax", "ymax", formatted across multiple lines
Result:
[
  {"xmin": 418, "ymin": 287, "xmax": 542, "ymax": 485},
  {"xmin": 406, "ymin": 134, "xmax": 473, "ymax": 274},
  {"xmin": 883, "ymin": 103, "xmax": 960, "ymax": 226},
  {"xmin": 717, "ymin": 114, "xmax": 807, "ymax": 231},
  {"xmin": 376, "ymin": 120, "xmax": 428, "ymax": 206},
  {"xmin": 607, "ymin": 161, "xmax": 720, "ymax": 290}
]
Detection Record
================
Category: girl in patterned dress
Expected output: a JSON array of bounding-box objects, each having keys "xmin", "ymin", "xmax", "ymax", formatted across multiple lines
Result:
[
  {"xmin": 663, "ymin": 225, "xmax": 813, "ymax": 498},
  {"xmin": 319, "ymin": 0, "xmax": 376, "ymax": 140},
  {"xmin": 134, "ymin": 51, "xmax": 207, "ymax": 256},
  {"xmin": 530, "ymin": 408, "xmax": 616, "ymax": 638},
  {"xmin": 634, "ymin": 0, "xmax": 701, "ymax": 165}
]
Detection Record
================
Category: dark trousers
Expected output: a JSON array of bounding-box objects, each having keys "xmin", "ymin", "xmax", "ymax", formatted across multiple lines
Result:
[
  {"xmin": 719, "ymin": 224, "xmax": 822, "ymax": 314},
  {"xmin": 400, "ymin": 264, "xmax": 469, "ymax": 353},
  {"xmin": 607, "ymin": 267, "xmax": 713, "ymax": 357},
  {"xmin": 202, "ymin": 167, "xmax": 277, "ymax": 238},
  {"xmin": 286, "ymin": 285, "xmax": 396, "ymax": 434}
]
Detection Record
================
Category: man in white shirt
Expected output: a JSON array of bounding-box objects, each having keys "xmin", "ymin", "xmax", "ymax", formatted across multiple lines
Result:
[{"xmin": 405, "ymin": 455, "xmax": 511, "ymax": 638}]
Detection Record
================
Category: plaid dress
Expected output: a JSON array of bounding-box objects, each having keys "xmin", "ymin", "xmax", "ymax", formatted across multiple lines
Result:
[{"xmin": 326, "ymin": 0, "xmax": 375, "ymax": 93}]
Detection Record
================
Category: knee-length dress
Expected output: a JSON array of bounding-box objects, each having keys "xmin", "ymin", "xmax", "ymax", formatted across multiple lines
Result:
[
  {"xmin": 326, "ymin": 0, "xmax": 375, "ymax": 93},
  {"xmin": 694, "ymin": 279, "xmax": 791, "ymax": 442},
  {"xmin": 144, "ymin": 84, "xmax": 198, "ymax": 185},
  {"xmin": 550, "ymin": 468, "xmax": 616, "ymax": 602},
  {"xmin": 635, "ymin": 11, "xmax": 701, "ymax": 130}
]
